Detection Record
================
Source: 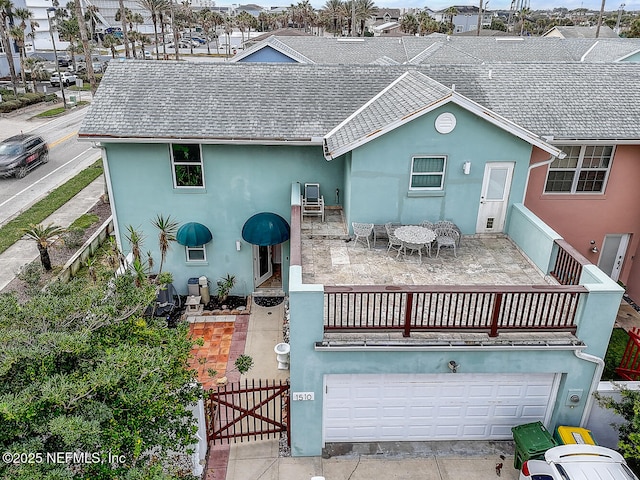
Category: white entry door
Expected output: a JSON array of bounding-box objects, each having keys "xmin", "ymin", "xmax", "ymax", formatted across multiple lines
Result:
[
  {"xmin": 323, "ymin": 373, "xmax": 558, "ymax": 443},
  {"xmin": 476, "ymin": 162, "xmax": 514, "ymax": 233},
  {"xmin": 253, "ymin": 244, "xmax": 272, "ymax": 287},
  {"xmin": 598, "ymin": 234, "xmax": 630, "ymax": 282}
]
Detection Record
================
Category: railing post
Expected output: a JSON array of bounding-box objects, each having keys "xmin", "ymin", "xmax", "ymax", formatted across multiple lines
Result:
[
  {"xmin": 403, "ymin": 292, "xmax": 413, "ymax": 337},
  {"xmin": 489, "ymin": 293, "xmax": 502, "ymax": 337}
]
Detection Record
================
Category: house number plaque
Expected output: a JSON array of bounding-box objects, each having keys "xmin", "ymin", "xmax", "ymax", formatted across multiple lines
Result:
[{"xmin": 292, "ymin": 392, "xmax": 314, "ymax": 401}]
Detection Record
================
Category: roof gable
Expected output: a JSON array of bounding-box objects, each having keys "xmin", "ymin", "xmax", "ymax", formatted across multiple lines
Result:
[{"xmin": 323, "ymin": 71, "xmax": 562, "ymax": 160}]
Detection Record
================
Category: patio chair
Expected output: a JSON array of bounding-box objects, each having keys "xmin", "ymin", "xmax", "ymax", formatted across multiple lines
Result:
[
  {"xmin": 434, "ymin": 226, "xmax": 460, "ymax": 257},
  {"xmin": 403, "ymin": 241, "xmax": 429, "ymax": 263},
  {"xmin": 352, "ymin": 222, "xmax": 374, "ymax": 249},
  {"xmin": 420, "ymin": 221, "xmax": 435, "ymax": 230},
  {"xmin": 434, "ymin": 221, "xmax": 462, "ymax": 246},
  {"xmin": 302, "ymin": 183, "xmax": 325, "ymax": 222},
  {"xmin": 385, "ymin": 222, "xmax": 403, "ymax": 256}
]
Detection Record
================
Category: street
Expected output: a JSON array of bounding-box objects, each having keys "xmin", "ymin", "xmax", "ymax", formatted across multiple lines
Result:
[{"xmin": 0, "ymin": 105, "xmax": 101, "ymax": 227}]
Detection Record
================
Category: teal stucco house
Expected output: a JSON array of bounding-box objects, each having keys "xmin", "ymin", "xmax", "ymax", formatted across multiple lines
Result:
[{"xmin": 79, "ymin": 61, "xmax": 629, "ymax": 456}]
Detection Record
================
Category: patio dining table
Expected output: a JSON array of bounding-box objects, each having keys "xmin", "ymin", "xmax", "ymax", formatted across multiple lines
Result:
[{"xmin": 394, "ymin": 225, "xmax": 436, "ymax": 262}]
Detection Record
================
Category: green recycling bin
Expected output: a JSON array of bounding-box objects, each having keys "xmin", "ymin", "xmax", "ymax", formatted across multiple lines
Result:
[{"xmin": 511, "ymin": 421, "xmax": 558, "ymax": 470}]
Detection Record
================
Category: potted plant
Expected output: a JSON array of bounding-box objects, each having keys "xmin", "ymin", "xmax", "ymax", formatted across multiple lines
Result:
[
  {"xmin": 206, "ymin": 354, "xmax": 254, "ymax": 387},
  {"xmin": 216, "ymin": 273, "xmax": 236, "ymax": 303}
]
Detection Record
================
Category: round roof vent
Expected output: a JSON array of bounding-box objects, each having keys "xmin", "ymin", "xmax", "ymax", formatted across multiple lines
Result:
[{"xmin": 435, "ymin": 112, "xmax": 457, "ymax": 134}]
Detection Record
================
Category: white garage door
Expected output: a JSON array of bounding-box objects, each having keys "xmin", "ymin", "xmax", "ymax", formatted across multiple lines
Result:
[{"xmin": 323, "ymin": 373, "xmax": 558, "ymax": 442}]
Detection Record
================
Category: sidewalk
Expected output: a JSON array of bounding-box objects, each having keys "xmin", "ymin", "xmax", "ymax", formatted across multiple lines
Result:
[{"xmin": 0, "ymin": 175, "xmax": 105, "ymax": 292}]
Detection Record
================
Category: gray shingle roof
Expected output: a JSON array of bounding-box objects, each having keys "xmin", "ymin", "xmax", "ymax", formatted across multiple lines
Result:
[
  {"xmin": 79, "ymin": 61, "xmax": 640, "ymax": 145},
  {"xmin": 545, "ymin": 25, "xmax": 620, "ymax": 39},
  {"xmin": 228, "ymin": 35, "xmax": 640, "ymax": 65},
  {"xmin": 324, "ymin": 71, "xmax": 453, "ymax": 157}
]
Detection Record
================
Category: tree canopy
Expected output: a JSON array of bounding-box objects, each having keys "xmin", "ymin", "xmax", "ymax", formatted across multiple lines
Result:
[{"xmin": 0, "ymin": 271, "xmax": 201, "ymax": 479}]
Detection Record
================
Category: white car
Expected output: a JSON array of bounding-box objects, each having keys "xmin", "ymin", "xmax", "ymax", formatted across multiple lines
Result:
[
  {"xmin": 520, "ymin": 444, "xmax": 639, "ymax": 480},
  {"xmin": 49, "ymin": 71, "xmax": 77, "ymax": 87}
]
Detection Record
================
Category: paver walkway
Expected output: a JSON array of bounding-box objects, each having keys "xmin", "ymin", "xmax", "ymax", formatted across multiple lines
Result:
[{"xmin": 187, "ymin": 315, "xmax": 250, "ymax": 480}]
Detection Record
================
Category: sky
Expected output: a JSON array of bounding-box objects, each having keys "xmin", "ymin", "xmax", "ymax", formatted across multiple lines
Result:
[{"xmin": 298, "ymin": 0, "xmax": 638, "ymax": 12}]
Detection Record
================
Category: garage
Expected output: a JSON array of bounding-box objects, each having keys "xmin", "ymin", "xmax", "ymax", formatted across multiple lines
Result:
[{"xmin": 323, "ymin": 373, "xmax": 559, "ymax": 443}]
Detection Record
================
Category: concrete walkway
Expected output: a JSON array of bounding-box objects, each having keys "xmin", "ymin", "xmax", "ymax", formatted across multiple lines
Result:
[{"xmin": 0, "ymin": 175, "xmax": 105, "ymax": 292}]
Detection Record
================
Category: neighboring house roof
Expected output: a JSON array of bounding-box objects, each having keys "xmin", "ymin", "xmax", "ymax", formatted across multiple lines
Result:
[
  {"xmin": 232, "ymin": 36, "xmax": 316, "ymax": 63},
  {"xmin": 373, "ymin": 21, "xmax": 400, "ymax": 31},
  {"xmin": 376, "ymin": 8, "xmax": 401, "ymax": 20},
  {"xmin": 79, "ymin": 61, "xmax": 640, "ymax": 147},
  {"xmin": 246, "ymin": 28, "xmax": 313, "ymax": 45},
  {"xmin": 228, "ymin": 35, "xmax": 640, "ymax": 65},
  {"xmin": 543, "ymin": 25, "xmax": 619, "ymax": 39}
]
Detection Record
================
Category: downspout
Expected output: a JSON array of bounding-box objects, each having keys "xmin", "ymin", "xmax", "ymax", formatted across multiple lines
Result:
[
  {"xmin": 522, "ymin": 155, "xmax": 556, "ymax": 204},
  {"xmin": 574, "ymin": 348, "xmax": 605, "ymax": 427}
]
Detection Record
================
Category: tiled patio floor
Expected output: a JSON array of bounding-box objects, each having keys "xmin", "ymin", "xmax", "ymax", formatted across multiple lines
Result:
[
  {"xmin": 301, "ymin": 211, "xmax": 551, "ymax": 287},
  {"xmin": 188, "ymin": 316, "xmax": 249, "ymax": 390}
]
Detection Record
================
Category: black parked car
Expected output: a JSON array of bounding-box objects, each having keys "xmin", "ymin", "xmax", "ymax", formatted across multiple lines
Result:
[{"xmin": 0, "ymin": 134, "xmax": 49, "ymax": 178}]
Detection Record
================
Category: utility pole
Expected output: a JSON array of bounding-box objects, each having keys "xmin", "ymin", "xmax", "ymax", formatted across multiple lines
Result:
[
  {"xmin": 46, "ymin": 8, "xmax": 66, "ymax": 109},
  {"xmin": 615, "ymin": 3, "xmax": 625, "ymax": 34},
  {"xmin": 476, "ymin": 0, "xmax": 483, "ymax": 35}
]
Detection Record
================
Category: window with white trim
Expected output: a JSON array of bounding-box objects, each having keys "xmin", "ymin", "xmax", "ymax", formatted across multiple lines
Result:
[
  {"xmin": 544, "ymin": 145, "xmax": 614, "ymax": 194},
  {"xmin": 171, "ymin": 143, "xmax": 204, "ymax": 188},
  {"xmin": 186, "ymin": 245, "xmax": 206, "ymax": 262},
  {"xmin": 410, "ymin": 156, "xmax": 446, "ymax": 190}
]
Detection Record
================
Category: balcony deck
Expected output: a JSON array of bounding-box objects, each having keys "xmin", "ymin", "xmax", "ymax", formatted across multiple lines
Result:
[{"xmin": 301, "ymin": 208, "xmax": 552, "ymax": 288}]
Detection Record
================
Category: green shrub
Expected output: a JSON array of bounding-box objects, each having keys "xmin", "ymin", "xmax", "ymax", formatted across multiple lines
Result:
[
  {"xmin": 22, "ymin": 92, "xmax": 45, "ymax": 104},
  {"xmin": 0, "ymin": 100, "xmax": 22, "ymax": 113},
  {"xmin": 17, "ymin": 262, "xmax": 43, "ymax": 294},
  {"xmin": 63, "ymin": 228, "xmax": 86, "ymax": 249}
]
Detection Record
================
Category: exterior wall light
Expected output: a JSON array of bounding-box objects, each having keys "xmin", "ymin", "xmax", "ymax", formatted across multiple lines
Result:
[{"xmin": 590, "ymin": 240, "xmax": 599, "ymax": 253}]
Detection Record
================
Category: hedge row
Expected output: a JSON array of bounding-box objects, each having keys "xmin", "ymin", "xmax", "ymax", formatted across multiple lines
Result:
[{"xmin": 0, "ymin": 91, "xmax": 59, "ymax": 113}]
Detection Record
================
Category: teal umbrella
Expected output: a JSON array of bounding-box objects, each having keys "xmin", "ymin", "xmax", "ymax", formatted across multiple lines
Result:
[
  {"xmin": 176, "ymin": 222, "xmax": 213, "ymax": 247},
  {"xmin": 242, "ymin": 212, "xmax": 290, "ymax": 246}
]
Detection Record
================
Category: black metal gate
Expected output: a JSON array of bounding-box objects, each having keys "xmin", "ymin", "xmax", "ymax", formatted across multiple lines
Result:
[{"xmin": 206, "ymin": 379, "xmax": 290, "ymax": 445}]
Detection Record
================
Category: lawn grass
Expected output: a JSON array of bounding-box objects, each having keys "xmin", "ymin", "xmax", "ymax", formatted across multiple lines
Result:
[
  {"xmin": 35, "ymin": 101, "xmax": 89, "ymax": 118},
  {"xmin": 0, "ymin": 160, "xmax": 103, "ymax": 255},
  {"xmin": 603, "ymin": 327, "xmax": 630, "ymax": 381}
]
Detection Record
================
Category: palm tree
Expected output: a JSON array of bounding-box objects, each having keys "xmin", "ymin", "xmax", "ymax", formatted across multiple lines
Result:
[
  {"xmin": 356, "ymin": 0, "xmax": 377, "ymax": 36},
  {"xmin": 0, "ymin": 0, "xmax": 19, "ymax": 98},
  {"xmin": 13, "ymin": 8, "xmax": 38, "ymax": 91},
  {"xmin": 22, "ymin": 223, "xmax": 66, "ymax": 271},
  {"xmin": 518, "ymin": 6, "xmax": 531, "ymax": 36},
  {"xmin": 417, "ymin": 10, "xmax": 438, "ymax": 35},
  {"xmin": 323, "ymin": 0, "xmax": 342, "ymax": 36},
  {"xmin": 137, "ymin": 0, "xmax": 168, "ymax": 60},
  {"xmin": 24, "ymin": 55, "xmax": 47, "ymax": 92},
  {"xmin": 127, "ymin": 12, "xmax": 145, "ymax": 58},
  {"xmin": 8, "ymin": 25, "xmax": 27, "ymax": 90},
  {"xmin": 339, "ymin": 0, "xmax": 354, "ymax": 35},
  {"xmin": 102, "ymin": 33, "xmax": 120, "ymax": 58},
  {"xmin": 115, "ymin": 2, "xmax": 131, "ymax": 58},
  {"xmin": 151, "ymin": 214, "xmax": 178, "ymax": 275},
  {"xmin": 84, "ymin": 4, "xmax": 101, "ymax": 45},
  {"xmin": 236, "ymin": 10, "xmax": 253, "ymax": 45},
  {"xmin": 73, "ymin": 0, "xmax": 97, "ymax": 94},
  {"xmin": 444, "ymin": 6, "xmax": 458, "ymax": 33},
  {"xmin": 223, "ymin": 15, "xmax": 233, "ymax": 56},
  {"xmin": 400, "ymin": 12, "xmax": 418, "ymax": 35}
]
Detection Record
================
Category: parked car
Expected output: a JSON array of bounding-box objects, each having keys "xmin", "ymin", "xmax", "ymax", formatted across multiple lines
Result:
[
  {"xmin": 50, "ymin": 71, "xmax": 77, "ymax": 87},
  {"xmin": 0, "ymin": 134, "xmax": 49, "ymax": 179},
  {"xmin": 519, "ymin": 445, "xmax": 639, "ymax": 480}
]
